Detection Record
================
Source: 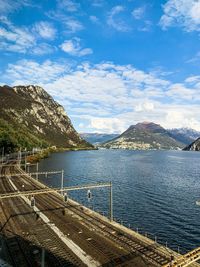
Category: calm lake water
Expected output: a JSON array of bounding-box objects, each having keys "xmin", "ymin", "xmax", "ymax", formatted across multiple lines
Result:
[{"xmin": 37, "ymin": 149, "xmax": 200, "ymax": 253}]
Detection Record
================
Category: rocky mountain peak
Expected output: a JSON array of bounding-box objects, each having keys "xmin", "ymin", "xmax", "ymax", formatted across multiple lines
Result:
[
  {"xmin": 14, "ymin": 85, "xmax": 48, "ymax": 98},
  {"xmin": 13, "ymin": 85, "xmax": 57, "ymax": 107},
  {"xmin": 127, "ymin": 122, "xmax": 165, "ymax": 134},
  {"xmin": 13, "ymin": 85, "xmax": 69, "ymax": 124},
  {"xmin": 0, "ymin": 85, "xmax": 92, "ymax": 149}
]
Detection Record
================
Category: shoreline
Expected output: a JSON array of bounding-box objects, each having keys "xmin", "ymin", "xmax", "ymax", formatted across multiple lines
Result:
[{"xmin": 26, "ymin": 146, "xmax": 97, "ymax": 163}]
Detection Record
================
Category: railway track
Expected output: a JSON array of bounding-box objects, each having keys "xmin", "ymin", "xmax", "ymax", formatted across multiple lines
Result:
[
  {"xmin": 8, "ymin": 166, "xmax": 175, "ymax": 266},
  {"xmin": 42, "ymin": 194, "xmax": 170, "ymax": 266},
  {"xmin": 0, "ymin": 167, "xmax": 37, "ymax": 266},
  {"xmin": 10, "ymin": 169, "xmax": 130, "ymax": 265},
  {"xmin": 2, "ymin": 164, "xmax": 200, "ymax": 267},
  {"xmin": 0, "ymin": 165, "xmax": 86, "ymax": 267}
]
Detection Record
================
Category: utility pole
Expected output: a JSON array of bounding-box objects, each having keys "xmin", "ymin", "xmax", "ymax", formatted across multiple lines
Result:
[
  {"xmin": 41, "ymin": 247, "xmax": 45, "ymax": 267},
  {"xmin": 110, "ymin": 181, "xmax": 113, "ymax": 221},
  {"xmin": 18, "ymin": 148, "xmax": 22, "ymax": 167},
  {"xmin": 17, "ymin": 149, "xmax": 19, "ymax": 165},
  {"xmin": 36, "ymin": 162, "xmax": 39, "ymax": 180},
  {"xmin": 61, "ymin": 170, "xmax": 64, "ymax": 195},
  {"xmin": 24, "ymin": 152, "xmax": 27, "ymax": 172}
]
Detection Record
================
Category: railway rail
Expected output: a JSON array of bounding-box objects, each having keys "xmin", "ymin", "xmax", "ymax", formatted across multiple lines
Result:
[{"xmin": 0, "ymin": 163, "xmax": 199, "ymax": 267}]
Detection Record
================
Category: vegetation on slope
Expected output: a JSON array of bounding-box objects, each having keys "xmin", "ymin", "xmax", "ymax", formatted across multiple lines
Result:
[{"xmin": 0, "ymin": 119, "xmax": 48, "ymax": 154}]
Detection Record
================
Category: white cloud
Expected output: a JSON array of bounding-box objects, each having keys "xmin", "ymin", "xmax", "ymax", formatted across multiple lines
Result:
[
  {"xmin": 132, "ymin": 6, "xmax": 145, "ymax": 20},
  {"xmin": 0, "ymin": 0, "xmax": 33, "ymax": 14},
  {"xmin": 139, "ymin": 20, "xmax": 152, "ymax": 32},
  {"xmin": 31, "ymin": 43, "xmax": 56, "ymax": 55},
  {"xmin": 90, "ymin": 118, "xmax": 126, "ymax": 133},
  {"xmin": 0, "ymin": 18, "xmax": 55, "ymax": 54},
  {"xmin": 4, "ymin": 60, "xmax": 200, "ymax": 132},
  {"xmin": 135, "ymin": 101, "xmax": 154, "ymax": 112},
  {"xmin": 48, "ymin": 11, "xmax": 84, "ymax": 33},
  {"xmin": 60, "ymin": 38, "xmax": 93, "ymax": 56},
  {"xmin": 167, "ymin": 83, "xmax": 195, "ymax": 100},
  {"xmin": 89, "ymin": 15, "xmax": 99, "ymax": 23},
  {"xmin": 33, "ymin": 21, "xmax": 56, "ymax": 40},
  {"xmin": 91, "ymin": 0, "xmax": 104, "ymax": 7},
  {"xmin": 0, "ymin": 16, "xmax": 10, "ymax": 24},
  {"xmin": 164, "ymin": 108, "xmax": 200, "ymax": 130},
  {"xmin": 185, "ymin": 76, "xmax": 200, "ymax": 84},
  {"xmin": 47, "ymin": 1, "xmax": 84, "ymax": 33},
  {"xmin": 160, "ymin": 0, "xmax": 200, "ymax": 31},
  {"xmin": 64, "ymin": 18, "xmax": 84, "ymax": 32},
  {"xmin": 0, "ymin": 21, "xmax": 35, "ymax": 53},
  {"xmin": 5, "ymin": 60, "xmax": 67, "ymax": 84},
  {"xmin": 57, "ymin": 0, "xmax": 80, "ymax": 12},
  {"xmin": 0, "ymin": 0, "xmax": 16, "ymax": 13},
  {"xmin": 107, "ymin": 6, "xmax": 130, "ymax": 32}
]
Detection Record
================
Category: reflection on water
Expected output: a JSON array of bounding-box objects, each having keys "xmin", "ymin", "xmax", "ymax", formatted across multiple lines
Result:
[{"xmin": 37, "ymin": 149, "xmax": 200, "ymax": 252}]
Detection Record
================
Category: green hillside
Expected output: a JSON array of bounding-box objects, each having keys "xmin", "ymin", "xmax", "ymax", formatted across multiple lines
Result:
[{"xmin": 0, "ymin": 119, "xmax": 48, "ymax": 153}]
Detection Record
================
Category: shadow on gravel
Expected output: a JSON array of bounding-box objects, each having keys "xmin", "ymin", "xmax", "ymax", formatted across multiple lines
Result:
[
  {"xmin": 0, "ymin": 232, "xmax": 79, "ymax": 267},
  {"xmin": 0, "ymin": 207, "xmax": 82, "ymax": 267},
  {"xmin": 101, "ymin": 251, "xmax": 155, "ymax": 267}
]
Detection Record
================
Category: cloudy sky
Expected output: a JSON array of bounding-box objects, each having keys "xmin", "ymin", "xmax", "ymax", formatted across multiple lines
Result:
[{"xmin": 1, "ymin": 0, "xmax": 200, "ymax": 133}]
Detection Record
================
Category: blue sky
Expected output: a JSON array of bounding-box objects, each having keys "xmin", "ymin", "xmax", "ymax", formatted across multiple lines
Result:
[{"xmin": 1, "ymin": 0, "xmax": 200, "ymax": 133}]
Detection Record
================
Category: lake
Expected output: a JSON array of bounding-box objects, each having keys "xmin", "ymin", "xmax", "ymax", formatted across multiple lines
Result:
[{"xmin": 36, "ymin": 149, "xmax": 200, "ymax": 253}]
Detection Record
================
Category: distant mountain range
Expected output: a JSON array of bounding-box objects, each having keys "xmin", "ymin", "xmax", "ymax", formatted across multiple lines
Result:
[
  {"xmin": 80, "ymin": 124, "xmax": 200, "ymax": 150},
  {"xmin": 101, "ymin": 122, "xmax": 184, "ymax": 150},
  {"xmin": 80, "ymin": 133, "xmax": 119, "ymax": 144},
  {"xmin": 0, "ymin": 85, "xmax": 92, "ymax": 152},
  {"xmin": 168, "ymin": 128, "xmax": 200, "ymax": 146}
]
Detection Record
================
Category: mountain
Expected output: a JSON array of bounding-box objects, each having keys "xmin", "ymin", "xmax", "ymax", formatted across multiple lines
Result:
[
  {"xmin": 80, "ymin": 133, "xmax": 119, "ymax": 144},
  {"xmin": 0, "ymin": 85, "xmax": 92, "ymax": 152},
  {"xmin": 101, "ymin": 122, "xmax": 183, "ymax": 150},
  {"xmin": 168, "ymin": 128, "xmax": 200, "ymax": 145},
  {"xmin": 183, "ymin": 138, "xmax": 200, "ymax": 151}
]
